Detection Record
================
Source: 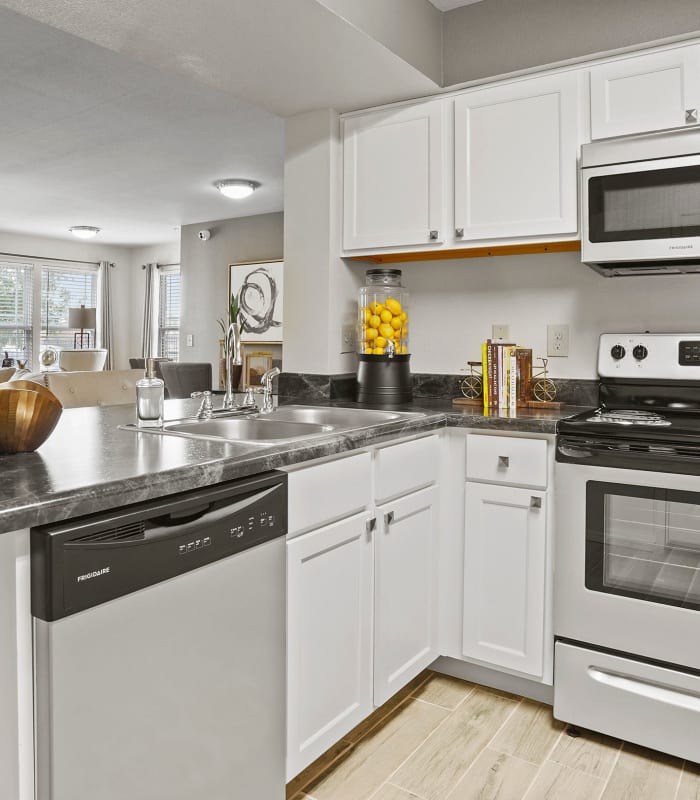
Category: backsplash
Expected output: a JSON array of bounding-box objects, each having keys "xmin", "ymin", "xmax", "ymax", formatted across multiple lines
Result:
[{"xmin": 279, "ymin": 372, "xmax": 599, "ymax": 406}]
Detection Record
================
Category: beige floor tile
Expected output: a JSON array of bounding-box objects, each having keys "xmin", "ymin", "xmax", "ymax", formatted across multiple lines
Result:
[
  {"xmin": 306, "ymin": 697, "xmax": 448, "ymax": 800},
  {"xmin": 391, "ymin": 687, "xmax": 519, "ymax": 800},
  {"xmin": 489, "ymin": 700, "xmax": 565, "ymax": 765},
  {"xmin": 446, "ymin": 747, "xmax": 538, "ymax": 800},
  {"xmin": 548, "ymin": 729, "xmax": 621, "ymax": 780},
  {"xmin": 523, "ymin": 760, "xmax": 605, "ymax": 800},
  {"xmin": 678, "ymin": 761, "xmax": 700, "ymax": 800},
  {"xmin": 601, "ymin": 743, "xmax": 684, "ymax": 800},
  {"xmin": 371, "ymin": 784, "xmax": 425, "ymax": 800},
  {"xmin": 411, "ymin": 672, "xmax": 475, "ymax": 710},
  {"xmin": 345, "ymin": 672, "xmax": 431, "ymax": 743},
  {"xmin": 286, "ymin": 738, "xmax": 353, "ymax": 798}
]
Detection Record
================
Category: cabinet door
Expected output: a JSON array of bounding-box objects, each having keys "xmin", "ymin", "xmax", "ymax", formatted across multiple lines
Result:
[
  {"xmin": 0, "ymin": 530, "xmax": 33, "ymax": 800},
  {"xmin": 374, "ymin": 486, "xmax": 438, "ymax": 706},
  {"xmin": 343, "ymin": 100, "xmax": 444, "ymax": 250},
  {"xmin": 454, "ymin": 73, "xmax": 579, "ymax": 240},
  {"xmin": 590, "ymin": 47, "xmax": 700, "ymax": 140},
  {"xmin": 463, "ymin": 483, "xmax": 546, "ymax": 677},
  {"xmin": 286, "ymin": 512, "xmax": 374, "ymax": 780}
]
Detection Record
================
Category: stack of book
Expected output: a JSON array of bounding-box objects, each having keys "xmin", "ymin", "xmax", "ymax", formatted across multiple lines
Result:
[{"xmin": 481, "ymin": 341, "xmax": 532, "ymax": 411}]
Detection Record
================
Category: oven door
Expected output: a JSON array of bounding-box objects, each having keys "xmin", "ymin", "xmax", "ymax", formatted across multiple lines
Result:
[
  {"xmin": 555, "ymin": 458, "xmax": 700, "ymax": 670},
  {"xmin": 581, "ymin": 154, "xmax": 700, "ymax": 265}
]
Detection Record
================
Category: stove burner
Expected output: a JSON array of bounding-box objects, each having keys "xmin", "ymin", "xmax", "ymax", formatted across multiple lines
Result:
[{"xmin": 586, "ymin": 409, "xmax": 673, "ymax": 427}]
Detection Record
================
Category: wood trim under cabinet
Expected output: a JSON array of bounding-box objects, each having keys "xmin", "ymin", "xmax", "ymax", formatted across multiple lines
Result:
[{"xmin": 346, "ymin": 240, "xmax": 581, "ymax": 264}]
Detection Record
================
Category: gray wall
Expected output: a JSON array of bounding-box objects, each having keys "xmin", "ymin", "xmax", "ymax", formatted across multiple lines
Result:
[
  {"xmin": 179, "ymin": 213, "xmax": 284, "ymax": 374},
  {"xmin": 318, "ymin": 0, "xmax": 443, "ymax": 85},
  {"xmin": 443, "ymin": 0, "xmax": 700, "ymax": 87}
]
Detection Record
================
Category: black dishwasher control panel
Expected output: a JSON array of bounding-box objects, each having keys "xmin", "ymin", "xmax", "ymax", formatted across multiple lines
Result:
[{"xmin": 31, "ymin": 471, "xmax": 287, "ymax": 621}]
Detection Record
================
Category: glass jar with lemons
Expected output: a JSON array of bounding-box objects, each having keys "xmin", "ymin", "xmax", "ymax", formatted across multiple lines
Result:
[{"xmin": 358, "ymin": 269, "xmax": 409, "ymax": 357}]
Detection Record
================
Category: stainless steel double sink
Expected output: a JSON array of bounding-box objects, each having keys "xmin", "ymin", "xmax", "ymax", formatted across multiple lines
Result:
[{"xmin": 132, "ymin": 405, "xmax": 420, "ymax": 445}]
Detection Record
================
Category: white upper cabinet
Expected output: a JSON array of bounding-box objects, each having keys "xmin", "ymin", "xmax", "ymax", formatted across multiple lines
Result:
[
  {"xmin": 454, "ymin": 72, "xmax": 580, "ymax": 241},
  {"xmin": 590, "ymin": 46, "xmax": 700, "ymax": 140},
  {"xmin": 343, "ymin": 100, "xmax": 444, "ymax": 251}
]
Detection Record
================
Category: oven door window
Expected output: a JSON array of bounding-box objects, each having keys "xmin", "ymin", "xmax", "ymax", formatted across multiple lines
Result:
[
  {"xmin": 586, "ymin": 481, "xmax": 700, "ymax": 611},
  {"xmin": 587, "ymin": 165, "xmax": 700, "ymax": 243}
]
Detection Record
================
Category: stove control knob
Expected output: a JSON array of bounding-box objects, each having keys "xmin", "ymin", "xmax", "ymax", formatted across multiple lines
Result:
[
  {"xmin": 610, "ymin": 344, "xmax": 626, "ymax": 360},
  {"xmin": 633, "ymin": 345, "xmax": 648, "ymax": 361}
]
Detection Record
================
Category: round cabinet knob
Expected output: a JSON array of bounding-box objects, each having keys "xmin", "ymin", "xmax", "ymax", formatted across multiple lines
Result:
[
  {"xmin": 611, "ymin": 345, "xmax": 626, "ymax": 360},
  {"xmin": 633, "ymin": 344, "xmax": 648, "ymax": 361}
]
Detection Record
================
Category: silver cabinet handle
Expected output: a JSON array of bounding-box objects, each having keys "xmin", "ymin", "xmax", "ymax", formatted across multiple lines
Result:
[
  {"xmin": 365, "ymin": 517, "xmax": 377, "ymax": 535},
  {"xmin": 530, "ymin": 496, "xmax": 542, "ymax": 509},
  {"xmin": 686, "ymin": 109, "xmax": 698, "ymax": 124},
  {"xmin": 384, "ymin": 511, "xmax": 395, "ymax": 525},
  {"xmin": 455, "ymin": 227, "xmax": 464, "ymax": 238},
  {"xmin": 498, "ymin": 456, "xmax": 510, "ymax": 468},
  {"xmin": 429, "ymin": 230, "xmax": 439, "ymax": 240}
]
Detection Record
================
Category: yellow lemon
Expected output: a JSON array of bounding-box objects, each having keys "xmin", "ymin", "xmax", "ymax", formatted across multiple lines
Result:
[
  {"xmin": 400, "ymin": 311, "xmax": 408, "ymax": 323},
  {"xmin": 369, "ymin": 314, "xmax": 381, "ymax": 329},
  {"xmin": 361, "ymin": 307, "xmax": 371, "ymax": 323},
  {"xmin": 373, "ymin": 347, "xmax": 385, "ymax": 355},
  {"xmin": 366, "ymin": 327, "xmax": 378, "ymax": 341},
  {"xmin": 369, "ymin": 301, "xmax": 385, "ymax": 315},
  {"xmin": 378, "ymin": 323, "xmax": 394, "ymax": 339},
  {"xmin": 400, "ymin": 345, "xmax": 408, "ymax": 354},
  {"xmin": 364, "ymin": 346, "xmax": 373, "ymax": 354},
  {"xmin": 390, "ymin": 316, "xmax": 402, "ymax": 331},
  {"xmin": 375, "ymin": 336, "xmax": 388, "ymax": 348},
  {"xmin": 401, "ymin": 326, "xmax": 408, "ymax": 337},
  {"xmin": 385, "ymin": 298, "xmax": 402, "ymax": 315},
  {"xmin": 380, "ymin": 309, "xmax": 393, "ymax": 324}
]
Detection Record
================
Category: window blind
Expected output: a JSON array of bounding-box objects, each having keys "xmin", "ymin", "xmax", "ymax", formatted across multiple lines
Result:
[
  {"xmin": 158, "ymin": 267, "xmax": 181, "ymax": 360},
  {"xmin": 41, "ymin": 265, "xmax": 98, "ymax": 351},
  {"xmin": 0, "ymin": 261, "xmax": 33, "ymax": 365}
]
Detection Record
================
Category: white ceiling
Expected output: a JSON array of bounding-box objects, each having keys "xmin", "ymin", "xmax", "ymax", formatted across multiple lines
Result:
[
  {"xmin": 427, "ymin": 0, "xmax": 484, "ymax": 10},
  {"xmin": 0, "ymin": 1, "xmax": 440, "ymax": 246}
]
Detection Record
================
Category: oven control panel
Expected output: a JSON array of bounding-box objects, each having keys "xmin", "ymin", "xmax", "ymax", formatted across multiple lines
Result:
[
  {"xmin": 678, "ymin": 340, "xmax": 700, "ymax": 365},
  {"xmin": 599, "ymin": 333, "xmax": 700, "ymax": 378}
]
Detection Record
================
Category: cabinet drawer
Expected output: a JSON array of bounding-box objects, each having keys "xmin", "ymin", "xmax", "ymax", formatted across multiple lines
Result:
[
  {"xmin": 374, "ymin": 435, "xmax": 439, "ymax": 503},
  {"xmin": 466, "ymin": 434, "xmax": 547, "ymax": 489},
  {"xmin": 554, "ymin": 642, "xmax": 700, "ymax": 763},
  {"xmin": 287, "ymin": 452, "xmax": 372, "ymax": 537}
]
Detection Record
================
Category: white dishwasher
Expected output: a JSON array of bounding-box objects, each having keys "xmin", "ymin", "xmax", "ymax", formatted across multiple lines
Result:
[{"xmin": 31, "ymin": 472, "xmax": 287, "ymax": 800}]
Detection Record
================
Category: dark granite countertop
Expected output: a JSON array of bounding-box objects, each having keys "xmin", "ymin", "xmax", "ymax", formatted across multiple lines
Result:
[{"xmin": 1, "ymin": 398, "xmax": 589, "ymax": 534}]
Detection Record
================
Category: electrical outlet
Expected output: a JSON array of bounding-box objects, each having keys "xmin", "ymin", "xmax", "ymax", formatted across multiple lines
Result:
[
  {"xmin": 547, "ymin": 324, "xmax": 569, "ymax": 357},
  {"xmin": 341, "ymin": 324, "xmax": 356, "ymax": 354},
  {"xmin": 186, "ymin": 333, "xmax": 194, "ymax": 347},
  {"xmin": 492, "ymin": 324, "xmax": 510, "ymax": 340}
]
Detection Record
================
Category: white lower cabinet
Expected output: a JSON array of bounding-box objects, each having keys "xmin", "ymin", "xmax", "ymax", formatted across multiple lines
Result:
[
  {"xmin": 286, "ymin": 511, "xmax": 374, "ymax": 780},
  {"xmin": 462, "ymin": 481, "xmax": 547, "ymax": 678},
  {"xmin": 374, "ymin": 486, "xmax": 439, "ymax": 706}
]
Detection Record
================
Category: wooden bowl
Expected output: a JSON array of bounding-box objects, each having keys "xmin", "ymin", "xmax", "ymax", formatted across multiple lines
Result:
[{"xmin": 0, "ymin": 381, "xmax": 63, "ymax": 454}]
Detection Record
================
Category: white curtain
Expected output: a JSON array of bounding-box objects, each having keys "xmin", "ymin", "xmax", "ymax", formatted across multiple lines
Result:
[
  {"xmin": 141, "ymin": 263, "xmax": 157, "ymax": 358},
  {"xmin": 99, "ymin": 261, "xmax": 114, "ymax": 370}
]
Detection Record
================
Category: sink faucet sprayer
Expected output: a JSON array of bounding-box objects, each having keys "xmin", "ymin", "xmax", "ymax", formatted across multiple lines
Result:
[{"xmin": 260, "ymin": 367, "xmax": 281, "ymax": 414}]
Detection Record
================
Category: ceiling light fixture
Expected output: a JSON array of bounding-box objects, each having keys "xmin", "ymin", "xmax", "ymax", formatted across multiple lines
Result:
[
  {"xmin": 215, "ymin": 179, "xmax": 260, "ymax": 200},
  {"xmin": 69, "ymin": 226, "xmax": 101, "ymax": 239}
]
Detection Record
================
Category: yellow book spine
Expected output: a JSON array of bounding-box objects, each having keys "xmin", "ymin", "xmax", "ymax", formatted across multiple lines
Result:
[{"xmin": 482, "ymin": 341, "xmax": 488, "ymax": 410}]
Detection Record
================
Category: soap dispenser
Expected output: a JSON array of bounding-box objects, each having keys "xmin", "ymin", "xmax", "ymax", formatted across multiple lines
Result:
[{"xmin": 136, "ymin": 358, "xmax": 164, "ymax": 428}]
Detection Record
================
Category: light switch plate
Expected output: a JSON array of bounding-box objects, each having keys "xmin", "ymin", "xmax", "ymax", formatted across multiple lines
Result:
[
  {"xmin": 186, "ymin": 334, "xmax": 194, "ymax": 347},
  {"xmin": 492, "ymin": 324, "xmax": 510, "ymax": 340},
  {"xmin": 547, "ymin": 324, "xmax": 569, "ymax": 357},
  {"xmin": 341, "ymin": 324, "xmax": 355, "ymax": 354}
]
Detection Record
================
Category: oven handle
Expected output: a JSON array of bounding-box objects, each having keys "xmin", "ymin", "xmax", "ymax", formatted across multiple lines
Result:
[{"xmin": 588, "ymin": 667, "xmax": 700, "ymax": 712}]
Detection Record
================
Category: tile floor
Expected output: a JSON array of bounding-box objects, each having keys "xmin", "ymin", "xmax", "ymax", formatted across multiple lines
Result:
[{"xmin": 287, "ymin": 671, "xmax": 700, "ymax": 800}]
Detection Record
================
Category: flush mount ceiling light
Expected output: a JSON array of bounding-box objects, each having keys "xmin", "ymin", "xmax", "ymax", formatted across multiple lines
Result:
[
  {"xmin": 215, "ymin": 179, "xmax": 261, "ymax": 200},
  {"xmin": 69, "ymin": 226, "xmax": 101, "ymax": 239}
]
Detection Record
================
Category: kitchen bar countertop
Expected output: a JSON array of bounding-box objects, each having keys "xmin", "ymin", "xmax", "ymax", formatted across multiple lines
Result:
[{"xmin": 1, "ymin": 398, "xmax": 587, "ymax": 534}]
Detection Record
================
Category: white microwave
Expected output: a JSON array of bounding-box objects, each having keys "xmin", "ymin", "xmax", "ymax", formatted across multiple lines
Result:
[{"xmin": 581, "ymin": 129, "xmax": 700, "ymax": 276}]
